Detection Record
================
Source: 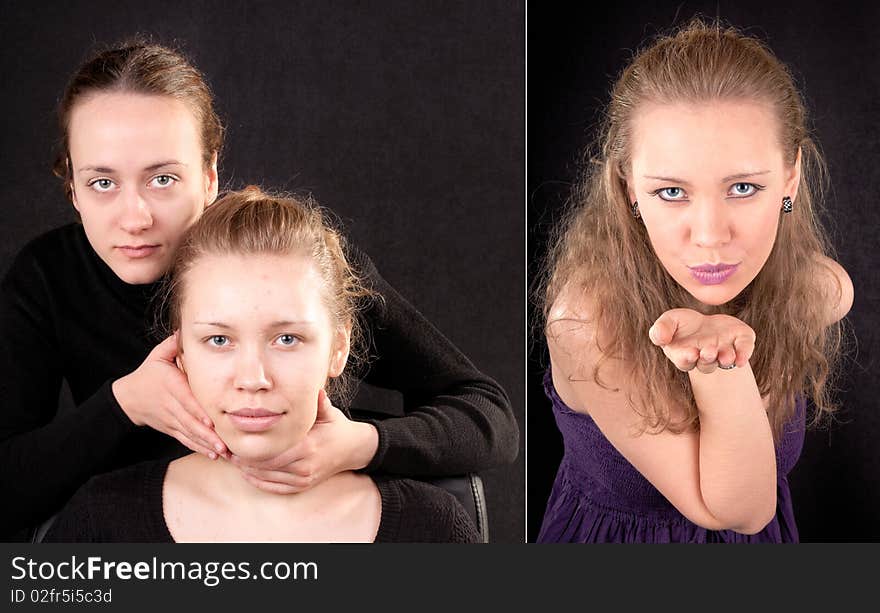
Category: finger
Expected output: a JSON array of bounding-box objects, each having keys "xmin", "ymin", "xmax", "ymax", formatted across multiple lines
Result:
[
  {"xmin": 649, "ymin": 316, "xmax": 678, "ymax": 346},
  {"xmin": 171, "ymin": 397, "xmax": 226, "ymax": 454},
  {"xmin": 697, "ymin": 340, "xmax": 719, "ymax": 365},
  {"xmin": 149, "ymin": 334, "xmax": 180, "ymax": 363},
  {"xmin": 239, "ymin": 464, "xmax": 314, "ymax": 483},
  {"xmin": 696, "ymin": 360, "xmax": 717, "ymax": 374},
  {"xmin": 169, "ymin": 428, "xmax": 219, "ymax": 460},
  {"xmin": 240, "ymin": 472, "xmax": 306, "ymax": 495},
  {"xmin": 716, "ymin": 346, "xmax": 737, "ymax": 369},
  {"xmin": 314, "ymin": 388, "xmax": 335, "ymax": 423},
  {"xmin": 668, "ymin": 346, "xmax": 699, "ymax": 372},
  {"xmin": 733, "ymin": 333, "xmax": 756, "ymax": 367},
  {"xmin": 170, "ymin": 376, "xmax": 222, "ymax": 436}
]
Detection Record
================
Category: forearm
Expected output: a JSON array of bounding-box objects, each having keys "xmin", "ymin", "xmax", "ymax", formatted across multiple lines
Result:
[
  {"xmin": 689, "ymin": 363, "xmax": 777, "ymax": 534},
  {"xmin": 0, "ymin": 381, "xmax": 137, "ymax": 531},
  {"xmin": 365, "ymin": 379, "xmax": 518, "ymax": 475}
]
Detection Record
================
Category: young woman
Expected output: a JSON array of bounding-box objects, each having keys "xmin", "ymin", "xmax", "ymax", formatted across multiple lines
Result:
[
  {"xmin": 44, "ymin": 188, "xmax": 479, "ymax": 542},
  {"xmin": 0, "ymin": 41, "xmax": 517, "ymax": 539},
  {"xmin": 536, "ymin": 20, "xmax": 853, "ymax": 542}
]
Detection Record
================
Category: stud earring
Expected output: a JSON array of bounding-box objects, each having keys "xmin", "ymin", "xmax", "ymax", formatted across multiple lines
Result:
[
  {"xmin": 782, "ymin": 196, "xmax": 793, "ymax": 213},
  {"xmin": 632, "ymin": 201, "xmax": 641, "ymax": 219}
]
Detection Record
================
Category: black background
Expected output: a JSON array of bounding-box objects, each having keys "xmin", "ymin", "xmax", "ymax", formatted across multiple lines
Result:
[
  {"xmin": 529, "ymin": 1, "xmax": 880, "ymax": 541},
  {"xmin": 0, "ymin": 1, "xmax": 524, "ymax": 542}
]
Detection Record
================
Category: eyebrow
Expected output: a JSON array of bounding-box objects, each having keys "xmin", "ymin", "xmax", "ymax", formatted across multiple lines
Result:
[
  {"xmin": 643, "ymin": 170, "xmax": 771, "ymax": 184},
  {"xmin": 76, "ymin": 161, "xmax": 188, "ymax": 173},
  {"xmin": 192, "ymin": 320, "xmax": 318, "ymax": 328}
]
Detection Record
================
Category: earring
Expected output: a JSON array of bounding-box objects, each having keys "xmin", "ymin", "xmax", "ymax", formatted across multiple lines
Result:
[
  {"xmin": 632, "ymin": 201, "xmax": 641, "ymax": 219},
  {"xmin": 781, "ymin": 196, "xmax": 793, "ymax": 213}
]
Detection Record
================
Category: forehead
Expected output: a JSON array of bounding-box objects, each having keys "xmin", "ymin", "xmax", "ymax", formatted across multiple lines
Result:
[
  {"xmin": 180, "ymin": 253, "xmax": 332, "ymax": 324},
  {"xmin": 630, "ymin": 100, "xmax": 784, "ymax": 176},
  {"xmin": 68, "ymin": 92, "xmax": 201, "ymax": 164}
]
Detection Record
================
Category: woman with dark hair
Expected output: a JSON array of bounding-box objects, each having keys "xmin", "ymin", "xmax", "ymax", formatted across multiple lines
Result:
[
  {"xmin": 536, "ymin": 20, "xmax": 852, "ymax": 543},
  {"xmin": 0, "ymin": 40, "xmax": 517, "ymax": 539}
]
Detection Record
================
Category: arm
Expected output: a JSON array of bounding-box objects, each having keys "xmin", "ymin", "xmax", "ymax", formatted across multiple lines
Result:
[
  {"xmin": 548, "ymin": 298, "xmax": 776, "ymax": 534},
  {"xmin": 0, "ymin": 246, "xmax": 137, "ymax": 534},
  {"xmin": 351, "ymin": 247, "xmax": 518, "ymax": 476}
]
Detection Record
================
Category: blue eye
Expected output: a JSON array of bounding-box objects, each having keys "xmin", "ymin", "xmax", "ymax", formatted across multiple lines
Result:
[
  {"xmin": 653, "ymin": 187, "xmax": 687, "ymax": 201},
  {"xmin": 89, "ymin": 178, "xmax": 115, "ymax": 192},
  {"xmin": 207, "ymin": 335, "xmax": 229, "ymax": 347},
  {"xmin": 729, "ymin": 182, "xmax": 762, "ymax": 198},
  {"xmin": 151, "ymin": 174, "xmax": 177, "ymax": 188},
  {"xmin": 276, "ymin": 334, "xmax": 299, "ymax": 347}
]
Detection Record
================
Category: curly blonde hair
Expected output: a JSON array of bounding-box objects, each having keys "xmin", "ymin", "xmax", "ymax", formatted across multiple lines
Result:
[{"xmin": 539, "ymin": 19, "xmax": 843, "ymax": 439}]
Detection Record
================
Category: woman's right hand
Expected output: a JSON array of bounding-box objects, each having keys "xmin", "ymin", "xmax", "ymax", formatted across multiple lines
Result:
[
  {"xmin": 111, "ymin": 334, "xmax": 227, "ymax": 459},
  {"xmin": 648, "ymin": 308, "xmax": 756, "ymax": 374}
]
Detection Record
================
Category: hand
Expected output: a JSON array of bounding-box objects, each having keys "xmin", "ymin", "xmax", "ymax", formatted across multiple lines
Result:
[
  {"xmin": 112, "ymin": 334, "xmax": 228, "ymax": 459},
  {"xmin": 232, "ymin": 389, "xmax": 379, "ymax": 494},
  {"xmin": 648, "ymin": 308, "xmax": 756, "ymax": 374}
]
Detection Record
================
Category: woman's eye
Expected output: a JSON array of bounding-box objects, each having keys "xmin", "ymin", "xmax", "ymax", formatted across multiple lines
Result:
[
  {"xmin": 729, "ymin": 182, "xmax": 760, "ymax": 197},
  {"xmin": 89, "ymin": 178, "xmax": 115, "ymax": 192},
  {"xmin": 207, "ymin": 335, "xmax": 230, "ymax": 347},
  {"xmin": 276, "ymin": 334, "xmax": 299, "ymax": 347},
  {"xmin": 655, "ymin": 187, "xmax": 687, "ymax": 201},
  {"xmin": 151, "ymin": 174, "xmax": 176, "ymax": 188}
]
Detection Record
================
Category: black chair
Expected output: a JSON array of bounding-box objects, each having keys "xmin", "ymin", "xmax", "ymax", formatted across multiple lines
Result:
[{"xmin": 424, "ymin": 473, "xmax": 489, "ymax": 543}]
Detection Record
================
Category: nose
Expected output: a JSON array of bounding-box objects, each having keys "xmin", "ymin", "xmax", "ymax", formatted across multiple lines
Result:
[
  {"xmin": 233, "ymin": 346, "xmax": 273, "ymax": 393},
  {"xmin": 118, "ymin": 189, "xmax": 154, "ymax": 234},
  {"xmin": 690, "ymin": 200, "xmax": 732, "ymax": 248}
]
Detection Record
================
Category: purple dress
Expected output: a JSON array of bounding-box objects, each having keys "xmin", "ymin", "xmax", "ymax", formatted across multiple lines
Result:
[{"xmin": 537, "ymin": 370, "xmax": 804, "ymax": 543}]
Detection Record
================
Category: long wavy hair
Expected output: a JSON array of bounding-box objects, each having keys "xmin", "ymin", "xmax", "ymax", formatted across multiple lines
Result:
[{"xmin": 539, "ymin": 19, "xmax": 844, "ymax": 439}]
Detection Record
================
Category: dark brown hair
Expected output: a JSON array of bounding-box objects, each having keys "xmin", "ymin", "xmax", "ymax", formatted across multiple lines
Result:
[{"xmin": 53, "ymin": 38, "xmax": 224, "ymax": 201}]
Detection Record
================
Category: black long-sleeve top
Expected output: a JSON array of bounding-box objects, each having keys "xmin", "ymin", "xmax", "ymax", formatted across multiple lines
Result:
[
  {"xmin": 0, "ymin": 223, "xmax": 518, "ymax": 538},
  {"xmin": 43, "ymin": 459, "xmax": 480, "ymax": 543}
]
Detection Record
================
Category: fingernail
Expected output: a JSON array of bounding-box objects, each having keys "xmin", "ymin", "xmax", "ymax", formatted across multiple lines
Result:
[
  {"xmin": 208, "ymin": 451, "xmax": 217, "ymax": 460},
  {"xmin": 214, "ymin": 443, "xmax": 224, "ymax": 452},
  {"xmin": 203, "ymin": 418, "xmax": 212, "ymax": 427}
]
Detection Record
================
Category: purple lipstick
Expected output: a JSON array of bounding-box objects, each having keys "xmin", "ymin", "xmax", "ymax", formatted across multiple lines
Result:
[{"xmin": 688, "ymin": 263, "xmax": 739, "ymax": 285}]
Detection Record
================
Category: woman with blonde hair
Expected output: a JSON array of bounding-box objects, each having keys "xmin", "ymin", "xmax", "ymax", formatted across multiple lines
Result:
[
  {"xmin": 45, "ymin": 187, "xmax": 479, "ymax": 542},
  {"xmin": 0, "ymin": 39, "xmax": 517, "ymax": 540},
  {"xmin": 536, "ymin": 19, "xmax": 852, "ymax": 542}
]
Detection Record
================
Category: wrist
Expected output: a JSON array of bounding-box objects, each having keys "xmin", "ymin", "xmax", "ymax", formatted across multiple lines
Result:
[
  {"xmin": 111, "ymin": 375, "xmax": 141, "ymax": 426},
  {"xmin": 348, "ymin": 421, "xmax": 379, "ymax": 471}
]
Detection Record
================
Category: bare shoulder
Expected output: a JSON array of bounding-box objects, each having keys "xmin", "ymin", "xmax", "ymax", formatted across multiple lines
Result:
[
  {"xmin": 544, "ymin": 283, "xmax": 603, "ymax": 413},
  {"xmin": 812, "ymin": 254, "xmax": 853, "ymax": 325}
]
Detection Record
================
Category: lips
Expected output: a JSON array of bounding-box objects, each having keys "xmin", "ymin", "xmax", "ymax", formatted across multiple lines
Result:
[
  {"xmin": 225, "ymin": 408, "xmax": 284, "ymax": 433},
  {"xmin": 116, "ymin": 244, "xmax": 160, "ymax": 259},
  {"xmin": 687, "ymin": 262, "xmax": 739, "ymax": 286}
]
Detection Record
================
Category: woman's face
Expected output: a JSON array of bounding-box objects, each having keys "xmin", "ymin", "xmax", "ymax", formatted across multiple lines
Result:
[
  {"xmin": 627, "ymin": 100, "xmax": 800, "ymax": 306},
  {"xmin": 68, "ymin": 92, "xmax": 218, "ymax": 285},
  {"xmin": 177, "ymin": 253, "xmax": 350, "ymax": 462}
]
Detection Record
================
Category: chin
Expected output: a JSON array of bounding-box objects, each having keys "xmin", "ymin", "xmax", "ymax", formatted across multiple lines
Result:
[
  {"xmin": 687, "ymin": 283, "xmax": 748, "ymax": 307},
  {"xmin": 109, "ymin": 263, "xmax": 164, "ymax": 285},
  {"xmin": 226, "ymin": 436, "xmax": 287, "ymax": 463}
]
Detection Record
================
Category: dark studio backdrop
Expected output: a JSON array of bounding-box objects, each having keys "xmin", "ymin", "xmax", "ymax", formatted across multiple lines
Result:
[
  {"xmin": 0, "ymin": 1, "xmax": 524, "ymax": 542},
  {"xmin": 529, "ymin": 2, "xmax": 880, "ymax": 541}
]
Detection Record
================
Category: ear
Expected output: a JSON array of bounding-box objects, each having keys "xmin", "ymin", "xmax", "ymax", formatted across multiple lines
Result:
[
  {"xmin": 784, "ymin": 147, "xmax": 802, "ymax": 204},
  {"xmin": 204, "ymin": 152, "xmax": 219, "ymax": 208},
  {"xmin": 174, "ymin": 330, "xmax": 187, "ymax": 373},
  {"xmin": 70, "ymin": 184, "xmax": 80, "ymax": 212},
  {"xmin": 328, "ymin": 323, "xmax": 352, "ymax": 378}
]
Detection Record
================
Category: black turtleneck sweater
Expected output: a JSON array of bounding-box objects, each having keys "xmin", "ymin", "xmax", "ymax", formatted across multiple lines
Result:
[{"xmin": 0, "ymin": 223, "xmax": 517, "ymax": 539}]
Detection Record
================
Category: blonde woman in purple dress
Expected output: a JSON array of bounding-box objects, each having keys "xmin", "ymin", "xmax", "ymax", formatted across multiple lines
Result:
[{"xmin": 537, "ymin": 20, "xmax": 852, "ymax": 542}]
